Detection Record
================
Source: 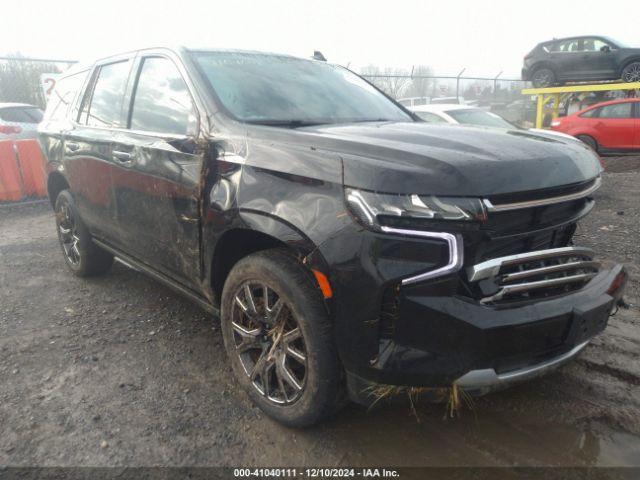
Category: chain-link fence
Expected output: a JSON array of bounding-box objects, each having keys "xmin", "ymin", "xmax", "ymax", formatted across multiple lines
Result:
[
  {"xmin": 360, "ymin": 71, "xmax": 535, "ymax": 127},
  {"xmin": 0, "ymin": 56, "xmax": 77, "ymax": 110},
  {"xmin": 0, "ymin": 56, "xmax": 536, "ymax": 126}
]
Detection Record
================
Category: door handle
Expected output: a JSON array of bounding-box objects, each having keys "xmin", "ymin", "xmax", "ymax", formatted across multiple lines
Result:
[
  {"xmin": 66, "ymin": 141, "xmax": 80, "ymax": 152},
  {"xmin": 112, "ymin": 150, "xmax": 134, "ymax": 162}
]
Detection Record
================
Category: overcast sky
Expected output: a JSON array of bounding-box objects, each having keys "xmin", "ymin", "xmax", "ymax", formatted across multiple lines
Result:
[{"xmin": 2, "ymin": 0, "xmax": 637, "ymax": 77}]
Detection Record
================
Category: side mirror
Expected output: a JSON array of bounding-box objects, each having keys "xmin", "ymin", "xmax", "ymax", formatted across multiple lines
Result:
[{"xmin": 600, "ymin": 45, "xmax": 611, "ymax": 53}]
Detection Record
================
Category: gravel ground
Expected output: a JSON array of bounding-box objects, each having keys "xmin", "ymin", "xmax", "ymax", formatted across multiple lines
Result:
[{"xmin": 0, "ymin": 156, "xmax": 639, "ymax": 468}]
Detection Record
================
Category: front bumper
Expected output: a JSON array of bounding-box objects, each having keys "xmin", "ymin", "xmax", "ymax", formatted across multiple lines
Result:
[
  {"xmin": 456, "ymin": 340, "xmax": 588, "ymax": 395},
  {"xmin": 344, "ymin": 263, "xmax": 626, "ymax": 402}
]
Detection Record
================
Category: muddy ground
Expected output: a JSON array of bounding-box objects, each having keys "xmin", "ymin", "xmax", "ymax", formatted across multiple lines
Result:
[{"xmin": 0, "ymin": 156, "xmax": 639, "ymax": 470}]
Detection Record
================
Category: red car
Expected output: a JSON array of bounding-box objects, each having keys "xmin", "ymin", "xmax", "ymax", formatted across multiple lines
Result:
[{"xmin": 551, "ymin": 98, "xmax": 640, "ymax": 154}]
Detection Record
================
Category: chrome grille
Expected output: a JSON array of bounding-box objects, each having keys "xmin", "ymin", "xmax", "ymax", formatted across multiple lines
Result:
[{"xmin": 467, "ymin": 247, "xmax": 600, "ymax": 304}]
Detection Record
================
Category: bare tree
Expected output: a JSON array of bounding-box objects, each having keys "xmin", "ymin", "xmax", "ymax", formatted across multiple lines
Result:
[
  {"xmin": 360, "ymin": 64, "xmax": 387, "ymax": 91},
  {"xmin": 360, "ymin": 65, "xmax": 410, "ymax": 99},
  {"xmin": 403, "ymin": 65, "xmax": 434, "ymax": 99}
]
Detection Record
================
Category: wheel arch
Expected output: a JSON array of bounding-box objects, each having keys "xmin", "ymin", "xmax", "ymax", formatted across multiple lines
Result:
[
  {"xmin": 566, "ymin": 128, "xmax": 599, "ymax": 141},
  {"xmin": 47, "ymin": 171, "xmax": 70, "ymax": 208},
  {"xmin": 530, "ymin": 61, "xmax": 558, "ymax": 77},
  {"xmin": 618, "ymin": 56, "xmax": 640, "ymax": 77},
  {"xmin": 207, "ymin": 211, "xmax": 329, "ymax": 305}
]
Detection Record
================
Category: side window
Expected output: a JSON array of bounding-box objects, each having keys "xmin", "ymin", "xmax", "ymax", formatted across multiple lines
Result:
[
  {"xmin": 598, "ymin": 103, "xmax": 633, "ymax": 119},
  {"xmin": 128, "ymin": 57, "xmax": 196, "ymax": 135},
  {"xmin": 44, "ymin": 71, "xmax": 88, "ymax": 122},
  {"xmin": 82, "ymin": 60, "xmax": 131, "ymax": 128},
  {"xmin": 583, "ymin": 39, "xmax": 611, "ymax": 52}
]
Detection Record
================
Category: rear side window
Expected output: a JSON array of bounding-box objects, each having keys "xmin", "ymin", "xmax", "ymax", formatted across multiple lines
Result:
[
  {"xmin": 44, "ymin": 71, "xmax": 88, "ymax": 122},
  {"xmin": 0, "ymin": 107, "xmax": 43, "ymax": 123},
  {"xmin": 128, "ymin": 57, "xmax": 196, "ymax": 135},
  {"xmin": 81, "ymin": 60, "xmax": 131, "ymax": 128},
  {"xmin": 555, "ymin": 40, "xmax": 580, "ymax": 52},
  {"xmin": 598, "ymin": 103, "xmax": 633, "ymax": 119},
  {"xmin": 579, "ymin": 108, "xmax": 598, "ymax": 118},
  {"xmin": 415, "ymin": 111, "xmax": 447, "ymax": 123}
]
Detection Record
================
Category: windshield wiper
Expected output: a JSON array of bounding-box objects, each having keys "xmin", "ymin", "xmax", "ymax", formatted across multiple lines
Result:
[
  {"xmin": 245, "ymin": 119, "xmax": 325, "ymax": 128},
  {"xmin": 352, "ymin": 118, "xmax": 395, "ymax": 123}
]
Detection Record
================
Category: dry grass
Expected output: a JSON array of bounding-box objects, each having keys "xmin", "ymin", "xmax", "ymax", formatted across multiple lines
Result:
[{"xmin": 364, "ymin": 382, "xmax": 475, "ymax": 421}]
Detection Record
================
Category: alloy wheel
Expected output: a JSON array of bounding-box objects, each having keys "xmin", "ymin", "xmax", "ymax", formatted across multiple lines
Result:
[
  {"xmin": 231, "ymin": 282, "xmax": 307, "ymax": 405},
  {"xmin": 57, "ymin": 203, "xmax": 81, "ymax": 266},
  {"xmin": 622, "ymin": 64, "xmax": 640, "ymax": 83},
  {"xmin": 532, "ymin": 69, "xmax": 553, "ymax": 87}
]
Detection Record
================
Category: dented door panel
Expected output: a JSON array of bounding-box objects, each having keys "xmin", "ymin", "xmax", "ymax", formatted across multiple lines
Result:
[{"xmin": 110, "ymin": 130, "xmax": 203, "ymax": 288}]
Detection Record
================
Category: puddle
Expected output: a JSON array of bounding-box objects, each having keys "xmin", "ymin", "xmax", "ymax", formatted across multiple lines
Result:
[{"xmin": 307, "ymin": 401, "xmax": 640, "ymax": 467}]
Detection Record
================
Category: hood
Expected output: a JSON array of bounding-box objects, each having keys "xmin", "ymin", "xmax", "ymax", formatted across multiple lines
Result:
[{"xmin": 293, "ymin": 122, "xmax": 602, "ymax": 196}]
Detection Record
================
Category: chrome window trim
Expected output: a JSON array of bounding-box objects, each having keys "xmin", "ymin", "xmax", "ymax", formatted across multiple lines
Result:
[
  {"xmin": 467, "ymin": 246, "xmax": 594, "ymax": 282},
  {"xmin": 379, "ymin": 226, "xmax": 463, "ymax": 285},
  {"xmin": 483, "ymin": 176, "xmax": 601, "ymax": 212}
]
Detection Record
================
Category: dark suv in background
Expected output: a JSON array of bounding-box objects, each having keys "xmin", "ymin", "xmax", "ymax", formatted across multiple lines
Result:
[
  {"xmin": 523, "ymin": 36, "xmax": 640, "ymax": 87},
  {"xmin": 39, "ymin": 47, "xmax": 627, "ymax": 426}
]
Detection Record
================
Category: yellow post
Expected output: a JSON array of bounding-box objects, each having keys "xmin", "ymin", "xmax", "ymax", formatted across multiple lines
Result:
[
  {"xmin": 552, "ymin": 94, "xmax": 560, "ymax": 123},
  {"xmin": 535, "ymin": 95, "xmax": 544, "ymax": 129},
  {"xmin": 522, "ymin": 81, "xmax": 640, "ymax": 130}
]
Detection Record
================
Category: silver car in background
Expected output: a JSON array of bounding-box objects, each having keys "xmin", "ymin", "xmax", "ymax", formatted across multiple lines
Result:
[
  {"xmin": 408, "ymin": 103, "xmax": 586, "ymax": 145},
  {"xmin": 0, "ymin": 103, "xmax": 44, "ymax": 140}
]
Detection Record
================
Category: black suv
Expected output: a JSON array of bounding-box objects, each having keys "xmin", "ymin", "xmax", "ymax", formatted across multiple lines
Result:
[
  {"xmin": 39, "ymin": 48, "xmax": 627, "ymax": 426},
  {"xmin": 523, "ymin": 36, "xmax": 640, "ymax": 87}
]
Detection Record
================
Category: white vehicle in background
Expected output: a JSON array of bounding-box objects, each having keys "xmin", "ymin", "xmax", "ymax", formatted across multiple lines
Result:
[
  {"xmin": 0, "ymin": 103, "xmax": 44, "ymax": 140},
  {"xmin": 398, "ymin": 96, "xmax": 467, "ymax": 107},
  {"xmin": 409, "ymin": 103, "xmax": 582, "ymax": 143}
]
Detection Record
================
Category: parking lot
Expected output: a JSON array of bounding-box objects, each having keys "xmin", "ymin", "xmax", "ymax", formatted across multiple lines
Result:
[{"xmin": 0, "ymin": 156, "xmax": 639, "ymax": 468}]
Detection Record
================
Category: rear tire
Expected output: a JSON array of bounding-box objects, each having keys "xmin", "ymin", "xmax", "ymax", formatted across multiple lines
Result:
[
  {"xmin": 531, "ymin": 67, "xmax": 556, "ymax": 88},
  {"xmin": 54, "ymin": 190, "xmax": 114, "ymax": 277},
  {"xmin": 621, "ymin": 62, "xmax": 640, "ymax": 83},
  {"xmin": 220, "ymin": 249, "xmax": 344, "ymax": 427},
  {"xmin": 576, "ymin": 134, "xmax": 598, "ymax": 152}
]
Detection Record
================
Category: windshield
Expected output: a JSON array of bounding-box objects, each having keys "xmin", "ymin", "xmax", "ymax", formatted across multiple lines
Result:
[
  {"xmin": 446, "ymin": 109, "xmax": 514, "ymax": 129},
  {"xmin": 605, "ymin": 36, "xmax": 628, "ymax": 48},
  {"xmin": 191, "ymin": 51, "xmax": 412, "ymax": 125}
]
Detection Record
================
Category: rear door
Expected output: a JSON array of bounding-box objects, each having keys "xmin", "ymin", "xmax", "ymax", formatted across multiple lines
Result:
[
  {"xmin": 550, "ymin": 39, "xmax": 582, "ymax": 78},
  {"xmin": 591, "ymin": 102, "xmax": 636, "ymax": 150},
  {"xmin": 111, "ymin": 52, "xmax": 203, "ymax": 286},
  {"xmin": 65, "ymin": 57, "xmax": 134, "ymax": 242}
]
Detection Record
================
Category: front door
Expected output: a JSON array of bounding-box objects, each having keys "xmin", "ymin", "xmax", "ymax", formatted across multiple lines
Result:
[
  {"xmin": 110, "ymin": 54, "xmax": 203, "ymax": 287},
  {"xmin": 577, "ymin": 38, "xmax": 618, "ymax": 79}
]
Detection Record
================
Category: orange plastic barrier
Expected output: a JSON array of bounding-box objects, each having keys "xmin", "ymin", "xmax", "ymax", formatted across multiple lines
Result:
[
  {"xmin": 14, "ymin": 139, "xmax": 47, "ymax": 198},
  {"xmin": 0, "ymin": 140, "xmax": 24, "ymax": 202}
]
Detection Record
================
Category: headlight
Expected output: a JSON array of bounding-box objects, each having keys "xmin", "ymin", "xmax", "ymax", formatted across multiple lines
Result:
[{"xmin": 345, "ymin": 188, "xmax": 486, "ymax": 229}]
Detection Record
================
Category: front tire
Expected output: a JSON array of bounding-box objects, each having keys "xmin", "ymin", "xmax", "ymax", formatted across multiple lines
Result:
[
  {"xmin": 621, "ymin": 62, "xmax": 640, "ymax": 83},
  {"xmin": 54, "ymin": 190, "xmax": 113, "ymax": 277},
  {"xmin": 221, "ymin": 249, "xmax": 344, "ymax": 427},
  {"xmin": 531, "ymin": 67, "xmax": 556, "ymax": 88}
]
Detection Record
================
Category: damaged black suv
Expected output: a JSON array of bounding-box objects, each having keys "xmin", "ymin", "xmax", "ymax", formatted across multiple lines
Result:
[{"xmin": 39, "ymin": 48, "xmax": 627, "ymax": 427}]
